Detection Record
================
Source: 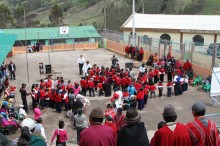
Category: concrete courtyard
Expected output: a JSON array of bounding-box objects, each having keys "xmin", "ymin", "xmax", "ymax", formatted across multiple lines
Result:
[{"xmin": 6, "ymin": 48, "xmax": 220, "ymax": 146}]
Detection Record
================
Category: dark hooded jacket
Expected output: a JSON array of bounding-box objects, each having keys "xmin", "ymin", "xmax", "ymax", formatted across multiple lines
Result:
[{"xmin": 117, "ymin": 122, "xmax": 150, "ymax": 146}]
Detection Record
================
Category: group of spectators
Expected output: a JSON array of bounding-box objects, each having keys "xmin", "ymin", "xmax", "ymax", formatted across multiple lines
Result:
[
  {"xmin": 0, "ymin": 48, "xmax": 218, "ymax": 146},
  {"xmin": 27, "ymin": 41, "xmax": 41, "ymax": 53}
]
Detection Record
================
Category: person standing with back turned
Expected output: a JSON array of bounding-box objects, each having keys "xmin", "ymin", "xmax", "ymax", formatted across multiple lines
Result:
[{"xmin": 187, "ymin": 102, "xmax": 220, "ymax": 146}]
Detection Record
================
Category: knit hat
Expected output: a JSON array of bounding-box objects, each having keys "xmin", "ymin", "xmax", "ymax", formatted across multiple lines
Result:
[
  {"xmin": 124, "ymin": 108, "xmax": 141, "ymax": 124},
  {"xmin": 163, "ymin": 104, "xmax": 177, "ymax": 117},
  {"xmin": 89, "ymin": 108, "xmax": 104, "ymax": 119},
  {"xmin": 192, "ymin": 102, "xmax": 206, "ymax": 113},
  {"xmin": 21, "ymin": 118, "xmax": 36, "ymax": 130}
]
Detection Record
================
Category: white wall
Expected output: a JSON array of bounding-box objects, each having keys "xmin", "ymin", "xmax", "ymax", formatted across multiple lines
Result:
[{"xmin": 123, "ymin": 30, "xmax": 220, "ymax": 51}]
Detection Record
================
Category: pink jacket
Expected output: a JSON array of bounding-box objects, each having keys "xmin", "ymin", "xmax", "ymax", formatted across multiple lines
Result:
[{"xmin": 34, "ymin": 108, "xmax": 41, "ymax": 120}]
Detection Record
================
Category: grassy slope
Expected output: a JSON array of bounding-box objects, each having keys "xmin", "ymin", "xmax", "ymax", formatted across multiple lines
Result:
[
  {"xmin": 198, "ymin": 0, "xmax": 220, "ymax": 14},
  {"xmin": 63, "ymin": 1, "xmax": 103, "ymax": 26},
  {"xmin": 2, "ymin": 0, "xmax": 220, "ymax": 27}
]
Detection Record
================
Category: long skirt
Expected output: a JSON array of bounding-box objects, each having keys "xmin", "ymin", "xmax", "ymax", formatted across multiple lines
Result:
[
  {"xmin": 144, "ymin": 94, "xmax": 148, "ymax": 105},
  {"xmin": 137, "ymin": 99, "xmax": 145, "ymax": 110},
  {"xmin": 104, "ymin": 84, "xmax": 112, "ymax": 97},
  {"xmin": 167, "ymin": 87, "xmax": 172, "ymax": 97},
  {"xmin": 56, "ymin": 102, "xmax": 62, "ymax": 113}
]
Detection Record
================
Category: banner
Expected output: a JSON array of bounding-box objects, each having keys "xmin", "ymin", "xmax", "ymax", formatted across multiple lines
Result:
[{"xmin": 59, "ymin": 26, "xmax": 69, "ymax": 35}]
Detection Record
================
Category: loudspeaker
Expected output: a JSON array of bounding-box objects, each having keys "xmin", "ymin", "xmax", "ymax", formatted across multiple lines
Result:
[
  {"xmin": 125, "ymin": 62, "xmax": 133, "ymax": 69},
  {"xmin": 45, "ymin": 64, "xmax": 52, "ymax": 74}
]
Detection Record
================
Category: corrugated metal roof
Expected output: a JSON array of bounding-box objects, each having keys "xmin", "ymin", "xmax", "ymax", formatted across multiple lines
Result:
[
  {"xmin": 121, "ymin": 13, "xmax": 220, "ymax": 32},
  {"xmin": 1, "ymin": 26, "xmax": 100, "ymax": 40}
]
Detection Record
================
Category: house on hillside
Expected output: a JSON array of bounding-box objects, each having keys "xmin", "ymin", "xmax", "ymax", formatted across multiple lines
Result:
[
  {"xmin": 1, "ymin": 26, "xmax": 100, "ymax": 46},
  {"xmin": 121, "ymin": 13, "xmax": 220, "ymax": 48}
]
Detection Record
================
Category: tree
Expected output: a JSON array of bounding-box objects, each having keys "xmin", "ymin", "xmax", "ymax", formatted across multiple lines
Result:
[
  {"xmin": 14, "ymin": 5, "xmax": 25, "ymax": 21},
  {"xmin": 0, "ymin": 4, "xmax": 12, "ymax": 28},
  {"xmin": 49, "ymin": 4, "xmax": 63, "ymax": 26}
]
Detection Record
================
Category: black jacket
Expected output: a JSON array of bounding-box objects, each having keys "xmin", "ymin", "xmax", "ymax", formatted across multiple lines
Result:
[{"xmin": 117, "ymin": 122, "xmax": 150, "ymax": 146}]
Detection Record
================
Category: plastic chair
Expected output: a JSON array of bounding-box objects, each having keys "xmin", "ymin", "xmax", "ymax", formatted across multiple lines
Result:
[
  {"xmin": 191, "ymin": 78, "xmax": 199, "ymax": 86},
  {"xmin": 197, "ymin": 76, "xmax": 203, "ymax": 84},
  {"xmin": 203, "ymin": 84, "xmax": 211, "ymax": 92}
]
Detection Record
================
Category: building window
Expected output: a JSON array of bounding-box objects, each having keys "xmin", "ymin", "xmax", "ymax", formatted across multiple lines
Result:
[
  {"xmin": 160, "ymin": 34, "xmax": 171, "ymax": 44},
  {"xmin": 193, "ymin": 35, "xmax": 204, "ymax": 46},
  {"xmin": 142, "ymin": 35, "xmax": 149, "ymax": 44}
]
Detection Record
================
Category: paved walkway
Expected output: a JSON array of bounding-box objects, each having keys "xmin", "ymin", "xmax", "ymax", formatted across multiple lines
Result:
[{"xmin": 6, "ymin": 48, "xmax": 220, "ymax": 145}]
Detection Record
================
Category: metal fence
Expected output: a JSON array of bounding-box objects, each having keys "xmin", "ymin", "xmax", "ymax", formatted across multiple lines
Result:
[{"xmin": 98, "ymin": 29, "xmax": 220, "ymax": 69}]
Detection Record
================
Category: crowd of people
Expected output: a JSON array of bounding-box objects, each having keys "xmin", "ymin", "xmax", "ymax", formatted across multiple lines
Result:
[
  {"xmin": 27, "ymin": 41, "xmax": 41, "ymax": 53},
  {"xmin": 0, "ymin": 49, "xmax": 218, "ymax": 146}
]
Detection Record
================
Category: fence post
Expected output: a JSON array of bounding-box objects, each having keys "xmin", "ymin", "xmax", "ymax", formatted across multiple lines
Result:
[
  {"xmin": 191, "ymin": 42, "xmax": 195, "ymax": 63},
  {"xmin": 148, "ymin": 38, "xmax": 152, "ymax": 52},
  {"xmin": 164, "ymin": 39, "xmax": 167, "ymax": 58},
  {"xmin": 180, "ymin": 43, "xmax": 185, "ymax": 60},
  {"xmin": 138, "ymin": 36, "xmax": 140, "ymax": 49},
  {"xmin": 158, "ymin": 43, "xmax": 162, "ymax": 58},
  {"xmin": 212, "ymin": 43, "xmax": 217, "ymax": 68},
  {"xmin": 169, "ymin": 42, "xmax": 172, "ymax": 56}
]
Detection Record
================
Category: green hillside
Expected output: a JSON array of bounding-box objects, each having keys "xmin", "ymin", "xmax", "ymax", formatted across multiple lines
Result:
[{"xmin": 0, "ymin": 0, "xmax": 220, "ymax": 30}]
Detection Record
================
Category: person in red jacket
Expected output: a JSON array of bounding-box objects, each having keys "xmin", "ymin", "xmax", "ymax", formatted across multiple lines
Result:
[
  {"xmin": 105, "ymin": 116, "xmax": 117, "ymax": 139},
  {"xmin": 159, "ymin": 66, "xmax": 165, "ymax": 82},
  {"xmin": 139, "ymin": 47, "xmax": 144, "ymax": 61},
  {"xmin": 97, "ymin": 82, "xmax": 104, "ymax": 96},
  {"xmin": 62, "ymin": 90, "xmax": 69, "ymax": 111},
  {"xmin": 134, "ymin": 80, "xmax": 142, "ymax": 92},
  {"xmin": 151, "ymin": 104, "xmax": 191, "ymax": 146},
  {"xmin": 149, "ymin": 83, "xmax": 156, "ymax": 98},
  {"xmin": 154, "ymin": 67, "xmax": 159, "ymax": 83},
  {"xmin": 104, "ymin": 104, "xmax": 116, "ymax": 119},
  {"xmin": 55, "ymin": 90, "xmax": 62, "ymax": 113},
  {"xmin": 166, "ymin": 80, "xmax": 173, "ymax": 97},
  {"xmin": 50, "ymin": 89, "xmax": 55, "ymax": 108},
  {"xmin": 144, "ymin": 83, "xmax": 149, "ymax": 105},
  {"xmin": 66, "ymin": 80, "xmax": 73, "ymax": 93},
  {"xmin": 39, "ymin": 86, "xmax": 46, "ymax": 109},
  {"xmin": 125, "ymin": 45, "xmax": 130, "ymax": 58},
  {"xmin": 80, "ymin": 77, "xmax": 87, "ymax": 96},
  {"xmin": 136, "ymin": 88, "xmax": 145, "ymax": 110},
  {"xmin": 183, "ymin": 59, "xmax": 192, "ymax": 71},
  {"xmin": 121, "ymin": 76, "xmax": 128, "ymax": 92},
  {"xmin": 148, "ymin": 69, "xmax": 154, "ymax": 85},
  {"xmin": 40, "ymin": 79, "xmax": 45, "ymax": 88},
  {"xmin": 87, "ymin": 78, "xmax": 95, "ymax": 97}
]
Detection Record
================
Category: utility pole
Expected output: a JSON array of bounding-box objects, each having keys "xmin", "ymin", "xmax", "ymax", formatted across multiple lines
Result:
[
  {"xmin": 104, "ymin": 0, "xmax": 106, "ymax": 36},
  {"xmin": 142, "ymin": 3, "xmax": 144, "ymax": 14},
  {"xmin": 24, "ymin": 9, "xmax": 30, "ymax": 83},
  {"xmin": 132, "ymin": 0, "xmax": 136, "ymax": 46}
]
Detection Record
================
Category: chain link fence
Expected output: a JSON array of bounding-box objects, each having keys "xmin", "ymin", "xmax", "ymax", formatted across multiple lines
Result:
[{"xmin": 98, "ymin": 29, "xmax": 220, "ymax": 69}]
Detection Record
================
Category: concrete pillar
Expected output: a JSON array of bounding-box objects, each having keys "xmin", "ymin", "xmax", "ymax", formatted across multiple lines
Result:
[
  {"xmin": 138, "ymin": 36, "xmax": 140, "ymax": 49},
  {"xmin": 191, "ymin": 42, "xmax": 195, "ymax": 63},
  {"xmin": 169, "ymin": 43, "xmax": 172, "ymax": 56},
  {"xmin": 214, "ymin": 34, "xmax": 217, "ymax": 43},
  {"xmin": 164, "ymin": 39, "xmax": 167, "ymax": 58},
  {"xmin": 212, "ymin": 44, "xmax": 217, "ymax": 68},
  {"xmin": 158, "ymin": 44, "xmax": 162, "ymax": 59},
  {"xmin": 180, "ymin": 43, "xmax": 185, "ymax": 60},
  {"xmin": 148, "ymin": 38, "xmax": 152, "ymax": 52}
]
